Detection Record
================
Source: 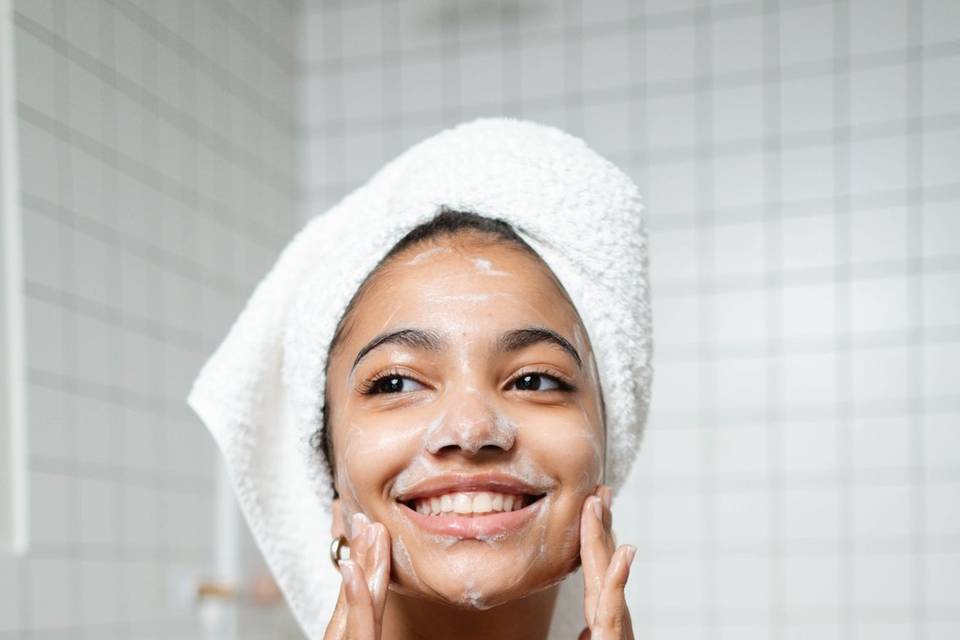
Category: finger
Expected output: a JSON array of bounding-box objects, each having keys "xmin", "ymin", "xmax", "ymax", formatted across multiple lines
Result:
[
  {"xmin": 580, "ymin": 494, "xmax": 612, "ymax": 624},
  {"xmin": 350, "ymin": 513, "xmax": 379, "ymax": 595},
  {"xmin": 593, "ymin": 544, "xmax": 636, "ymax": 638},
  {"xmin": 600, "ymin": 485, "xmax": 613, "ymax": 530},
  {"xmin": 599, "ymin": 485, "xmax": 619, "ymax": 550},
  {"xmin": 323, "ymin": 576, "xmax": 351, "ymax": 640},
  {"xmin": 340, "ymin": 559, "xmax": 377, "ymax": 639},
  {"xmin": 349, "ymin": 513, "xmax": 372, "ymax": 565},
  {"xmin": 368, "ymin": 522, "xmax": 391, "ymax": 615},
  {"xmin": 325, "ymin": 514, "xmax": 374, "ymax": 640},
  {"xmin": 600, "ymin": 486, "xmax": 616, "ymax": 559}
]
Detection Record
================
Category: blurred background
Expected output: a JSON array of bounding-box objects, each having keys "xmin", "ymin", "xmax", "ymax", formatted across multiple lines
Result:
[{"xmin": 1, "ymin": 0, "xmax": 958, "ymax": 638}]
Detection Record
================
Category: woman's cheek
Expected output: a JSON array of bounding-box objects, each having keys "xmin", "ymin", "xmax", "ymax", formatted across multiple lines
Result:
[
  {"xmin": 520, "ymin": 410, "xmax": 603, "ymax": 495},
  {"xmin": 519, "ymin": 412, "xmax": 602, "ymax": 574},
  {"xmin": 336, "ymin": 416, "xmax": 422, "ymax": 520}
]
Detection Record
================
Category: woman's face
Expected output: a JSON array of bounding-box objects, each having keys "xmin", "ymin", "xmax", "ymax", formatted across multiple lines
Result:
[{"xmin": 325, "ymin": 234, "xmax": 605, "ymax": 609}]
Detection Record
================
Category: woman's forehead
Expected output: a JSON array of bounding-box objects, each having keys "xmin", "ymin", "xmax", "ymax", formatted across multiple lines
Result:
[
  {"xmin": 333, "ymin": 241, "xmax": 591, "ymax": 363},
  {"xmin": 358, "ymin": 247, "xmax": 580, "ymax": 332}
]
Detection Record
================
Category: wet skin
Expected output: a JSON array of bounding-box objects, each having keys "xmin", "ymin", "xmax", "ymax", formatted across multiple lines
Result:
[{"xmin": 323, "ymin": 232, "xmax": 633, "ymax": 639}]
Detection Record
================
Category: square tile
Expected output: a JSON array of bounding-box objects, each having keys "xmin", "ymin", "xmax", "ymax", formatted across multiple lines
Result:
[
  {"xmin": 780, "ymin": 214, "xmax": 835, "ymax": 271},
  {"xmin": 713, "ymin": 422, "xmax": 769, "ymax": 476},
  {"xmin": 849, "ymin": 63, "xmax": 908, "ymax": 125},
  {"xmin": 712, "ymin": 84, "xmax": 764, "ymax": 144},
  {"xmin": 645, "ymin": 158, "xmax": 698, "ymax": 215},
  {"xmin": 714, "ymin": 355, "xmax": 769, "ymax": 410},
  {"xmin": 782, "ymin": 487, "xmax": 840, "ymax": 539},
  {"xmin": 850, "ymin": 345, "xmax": 910, "ymax": 405},
  {"xmin": 922, "ymin": 128, "xmax": 960, "ymax": 187},
  {"xmin": 924, "ymin": 482, "xmax": 960, "ymax": 536},
  {"xmin": 849, "ymin": 0, "xmax": 909, "ymax": 56},
  {"xmin": 644, "ymin": 24, "xmax": 696, "ymax": 83},
  {"xmin": 852, "ymin": 553, "xmax": 913, "ymax": 606},
  {"xmin": 714, "ymin": 220, "xmax": 766, "ymax": 276},
  {"xmin": 779, "ymin": 74, "xmax": 834, "ymax": 135},
  {"xmin": 781, "ymin": 351, "xmax": 839, "ymax": 407},
  {"xmin": 850, "ymin": 416, "xmax": 912, "ymax": 471},
  {"xmin": 582, "ymin": 30, "xmax": 631, "ymax": 92},
  {"xmin": 711, "ymin": 14, "xmax": 763, "ymax": 75},
  {"xmin": 778, "ymin": 3, "xmax": 835, "ymax": 65},
  {"xmin": 853, "ymin": 272, "xmax": 914, "ymax": 336},
  {"xmin": 780, "ymin": 282, "xmax": 837, "ymax": 338},
  {"xmin": 782, "ymin": 418, "xmax": 838, "ymax": 473},
  {"xmin": 852, "ymin": 484, "xmax": 912, "ymax": 538},
  {"xmin": 784, "ymin": 554, "xmax": 840, "ymax": 606},
  {"xmin": 713, "ymin": 490, "xmax": 771, "ymax": 542},
  {"xmin": 652, "ymin": 293, "xmax": 699, "ymax": 346},
  {"xmin": 714, "ymin": 288, "xmax": 767, "ymax": 344},
  {"xmin": 850, "ymin": 207, "xmax": 908, "ymax": 264}
]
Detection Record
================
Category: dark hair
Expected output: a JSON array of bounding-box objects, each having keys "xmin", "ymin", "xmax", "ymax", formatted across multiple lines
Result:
[{"xmin": 311, "ymin": 207, "xmax": 604, "ymax": 498}]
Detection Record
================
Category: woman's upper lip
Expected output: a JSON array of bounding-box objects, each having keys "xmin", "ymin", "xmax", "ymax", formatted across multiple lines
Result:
[{"xmin": 392, "ymin": 471, "xmax": 554, "ymax": 502}]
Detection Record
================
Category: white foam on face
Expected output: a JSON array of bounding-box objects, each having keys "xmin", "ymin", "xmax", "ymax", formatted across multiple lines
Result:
[
  {"xmin": 419, "ymin": 413, "xmax": 446, "ymax": 450},
  {"xmin": 336, "ymin": 431, "xmax": 366, "ymax": 533},
  {"xmin": 471, "ymin": 257, "xmax": 510, "ymax": 277},
  {"xmin": 421, "ymin": 405, "xmax": 518, "ymax": 456},
  {"xmin": 392, "ymin": 534, "xmax": 428, "ymax": 593},
  {"xmin": 427, "ymin": 533, "xmax": 461, "ymax": 548},
  {"xmin": 402, "ymin": 246, "xmax": 453, "ymax": 266}
]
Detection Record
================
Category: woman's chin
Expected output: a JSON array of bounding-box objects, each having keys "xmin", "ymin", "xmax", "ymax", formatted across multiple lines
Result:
[{"xmin": 390, "ymin": 555, "xmax": 579, "ymax": 611}]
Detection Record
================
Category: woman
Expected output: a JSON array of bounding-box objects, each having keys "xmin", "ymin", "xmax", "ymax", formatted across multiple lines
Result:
[{"xmin": 188, "ymin": 118, "xmax": 653, "ymax": 640}]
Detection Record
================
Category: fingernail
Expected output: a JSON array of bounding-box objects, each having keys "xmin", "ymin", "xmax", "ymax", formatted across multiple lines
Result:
[
  {"xmin": 601, "ymin": 486, "xmax": 612, "ymax": 510},
  {"xmin": 591, "ymin": 496, "xmax": 603, "ymax": 520},
  {"xmin": 624, "ymin": 545, "xmax": 637, "ymax": 566},
  {"xmin": 363, "ymin": 522, "xmax": 376, "ymax": 546},
  {"xmin": 340, "ymin": 559, "xmax": 355, "ymax": 580}
]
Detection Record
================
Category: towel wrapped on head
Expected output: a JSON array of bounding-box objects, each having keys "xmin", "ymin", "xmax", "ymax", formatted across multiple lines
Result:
[{"xmin": 187, "ymin": 117, "xmax": 653, "ymax": 639}]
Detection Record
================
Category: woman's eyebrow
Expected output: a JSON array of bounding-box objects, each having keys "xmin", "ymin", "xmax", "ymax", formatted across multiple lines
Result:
[
  {"xmin": 351, "ymin": 326, "xmax": 582, "ymax": 373},
  {"xmin": 497, "ymin": 327, "xmax": 582, "ymax": 370},
  {"xmin": 352, "ymin": 328, "xmax": 447, "ymax": 373}
]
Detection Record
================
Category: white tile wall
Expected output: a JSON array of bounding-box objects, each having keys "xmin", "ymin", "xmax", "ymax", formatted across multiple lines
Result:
[
  {"xmin": 295, "ymin": 0, "xmax": 959, "ymax": 638},
  {"xmin": 5, "ymin": 0, "xmax": 301, "ymax": 638}
]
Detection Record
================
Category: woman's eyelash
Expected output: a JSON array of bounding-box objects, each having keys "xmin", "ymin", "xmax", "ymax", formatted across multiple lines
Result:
[
  {"xmin": 357, "ymin": 368, "xmax": 415, "ymax": 396},
  {"xmin": 358, "ymin": 368, "xmax": 577, "ymax": 396},
  {"xmin": 509, "ymin": 368, "xmax": 577, "ymax": 393}
]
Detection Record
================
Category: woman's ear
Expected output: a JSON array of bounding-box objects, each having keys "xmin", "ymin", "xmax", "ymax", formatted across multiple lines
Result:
[{"xmin": 330, "ymin": 497, "xmax": 347, "ymax": 539}]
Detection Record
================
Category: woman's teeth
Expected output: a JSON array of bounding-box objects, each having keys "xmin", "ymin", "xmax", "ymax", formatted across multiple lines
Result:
[{"xmin": 411, "ymin": 491, "xmax": 526, "ymax": 516}]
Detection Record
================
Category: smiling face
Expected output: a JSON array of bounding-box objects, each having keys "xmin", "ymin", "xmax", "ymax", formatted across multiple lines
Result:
[{"xmin": 323, "ymin": 231, "xmax": 605, "ymax": 610}]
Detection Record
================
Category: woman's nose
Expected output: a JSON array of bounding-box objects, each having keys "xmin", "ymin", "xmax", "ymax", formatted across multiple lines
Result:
[{"xmin": 424, "ymin": 386, "xmax": 517, "ymax": 456}]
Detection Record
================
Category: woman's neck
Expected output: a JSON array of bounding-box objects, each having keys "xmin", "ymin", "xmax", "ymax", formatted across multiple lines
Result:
[{"xmin": 381, "ymin": 584, "xmax": 560, "ymax": 640}]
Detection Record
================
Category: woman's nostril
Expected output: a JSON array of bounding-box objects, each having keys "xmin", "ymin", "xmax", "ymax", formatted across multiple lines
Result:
[{"xmin": 436, "ymin": 443, "xmax": 462, "ymax": 456}]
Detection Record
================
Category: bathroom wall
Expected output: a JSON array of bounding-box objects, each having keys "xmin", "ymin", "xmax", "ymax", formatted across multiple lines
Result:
[
  {"xmin": 1, "ymin": 0, "xmax": 300, "ymax": 638},
  {"xmin": 300, "ymin": 0, "xmax": 960, "ymax": 638}
]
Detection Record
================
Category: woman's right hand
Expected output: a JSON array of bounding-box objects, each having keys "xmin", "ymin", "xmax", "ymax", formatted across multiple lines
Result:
[{"xmin": 324, "ymin": 513, "xmax": 392, "ymax": 640}]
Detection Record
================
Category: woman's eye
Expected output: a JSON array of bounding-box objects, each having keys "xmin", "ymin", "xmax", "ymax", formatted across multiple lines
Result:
[
  {"xmin": 511, "ymin": 372, "xmax": 569, "ymax": 392},
  {"xmin": 366, "ymin": 374, "xmax": 426, "ymax": 395}
]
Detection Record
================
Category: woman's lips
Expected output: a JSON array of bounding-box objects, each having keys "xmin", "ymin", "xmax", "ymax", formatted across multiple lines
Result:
[{"xmin": 399, "ymin": 495, "xmax": 546, "ymax": 538}]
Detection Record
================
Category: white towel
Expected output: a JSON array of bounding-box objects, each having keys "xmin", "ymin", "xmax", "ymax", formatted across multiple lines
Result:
[{"xmin": 187, "ymin": 117, "xmax": 653, "ymax": 639}]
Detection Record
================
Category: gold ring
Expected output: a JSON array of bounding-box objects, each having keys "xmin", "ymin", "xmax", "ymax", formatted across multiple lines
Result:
[{"xmin": 330, "ymin": 535, "xmax": 349, "ymax": 569}]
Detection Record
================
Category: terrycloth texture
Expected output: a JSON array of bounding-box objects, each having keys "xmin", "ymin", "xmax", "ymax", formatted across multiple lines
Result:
[{"xmin": 187, "ymin": 117, "xmax": 653, "ymax": 639}]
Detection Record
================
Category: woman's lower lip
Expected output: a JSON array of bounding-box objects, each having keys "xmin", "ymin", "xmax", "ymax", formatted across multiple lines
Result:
[{"xmin": 399, "ymin": 499, "xmax": 545, "ymax": 538}]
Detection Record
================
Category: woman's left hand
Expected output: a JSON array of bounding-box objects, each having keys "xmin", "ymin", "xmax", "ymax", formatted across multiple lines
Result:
[{"xmin": 578, "ymin": 485, "xmax": 636, "ymax": 640}]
